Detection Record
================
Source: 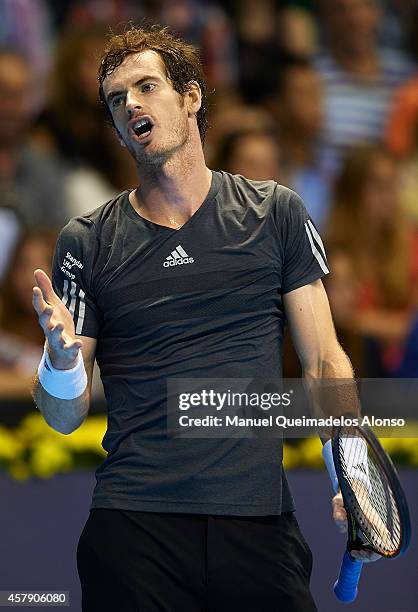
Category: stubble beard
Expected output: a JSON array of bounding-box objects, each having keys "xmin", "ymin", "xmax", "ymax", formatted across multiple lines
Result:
[{"xmin": 130, "ymin": 117, "xmax": 189, "ymax": 169}]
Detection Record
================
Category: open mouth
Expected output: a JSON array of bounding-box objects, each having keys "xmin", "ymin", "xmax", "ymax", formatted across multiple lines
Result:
[{"xmin": 132, "ymin": 118, "xmax": 154, "ymax": 140}]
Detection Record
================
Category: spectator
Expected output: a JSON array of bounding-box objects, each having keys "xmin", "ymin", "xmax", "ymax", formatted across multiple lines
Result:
[
  {"xmin": 393, "ymin": 312, "xmax": 418, "ymax": 377},
  {"xmin": 63, "ymin": 0, "xmax": 238, "ymax": 92},
  {"xmin": 325, "ymin": 145, "xmax": 418, "ymax": 375},
  {"xmin": 61, "ymin": 0, "xmax": 145, "ymax": 27},
  {"xmin": 0, "ymin": 229, "xmax": 57, "ymax": 397},
  {"xmin": 0, "ymin": 225, "xmax": 104, "ymax": 401},
  {"xmin": 0, "ymin": 205, "xmax": 22, "ymax": 284},
  {"xmin": 385, "ymin": 4, "xmax": 418, "ymax": 158},
  {"xmin": 385, "ymin": 74, "xmax": 418, "ymax": 225},
  {"xmin": 278, "ymin": 5, "xmax": 318, "ymax": 59},
  {"xmin": 314, "ymin": 0, "xmax": 414, "ymax": 175},
  {"xmin": 211, "ymin": 128, "xmax": 281, "ymax": 182},
  {"xmin": 262, "ymin": 58, "xmax": 331, "ymax": 228},
  {"xmin": 0, "ymin": 50, "xmax": 67, "ymax": 228},
  {"xmin": 385, "ymin": 5, "xmax": 418, "ymax": 223},
  {"xmin": 0, "ymin": 0, "xmax": 52, "ymax": 111},
  {"xmin": 378, "ymin": 0, "xmax": 416, "ymax": 51},
  {"xmin": 154, "ymin": 0, "xmax": 238, "ymax": 91},
  {"xmin": 322, "ymin": 248, "xmax": 365, "ymax": 375},
  {"xmin": 234, "ymin": 2, "xmax": 318, "ymax": 105},
  {"xmin": 205, "ymin": 94, "xmax": 275, "ymax": 165},
  {"xmin": 234, "ymin": 0, "xmax": 284, "ymax": 104},
  {"xmin": 33, "ymin": 25, "xmax": 137, "ymax": 216},
  {"xmin": 385, "ymin": 75, "xmax": 418, "ymax": 159}
]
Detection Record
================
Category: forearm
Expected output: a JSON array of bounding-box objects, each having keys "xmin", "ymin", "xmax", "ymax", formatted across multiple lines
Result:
[
  {"xmin": 303, "ymin": 343, "xmax": 361, "ymax": 428},
  {"xmin": 32, "ymin": 374, "xmax": 90, "ymax": 435}
]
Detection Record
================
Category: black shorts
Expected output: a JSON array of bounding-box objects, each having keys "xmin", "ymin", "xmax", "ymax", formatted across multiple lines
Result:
[{"xmin": 77, "ymin": 509, "xmax": 317, "ymax": 612}]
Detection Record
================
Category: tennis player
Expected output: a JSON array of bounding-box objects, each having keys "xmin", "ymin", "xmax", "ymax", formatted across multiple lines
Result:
[{"xmin": 32, "ymin": 25, "xmax": 373, "ymax": 612}]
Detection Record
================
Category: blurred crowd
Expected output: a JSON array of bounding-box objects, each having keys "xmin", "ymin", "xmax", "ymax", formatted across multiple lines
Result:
[{"xmin": 0, "ymin": 0, "xmax": 418, "ymax": 402}]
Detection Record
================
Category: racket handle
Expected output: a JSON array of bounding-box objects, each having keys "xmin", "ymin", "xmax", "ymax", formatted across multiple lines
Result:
[{"xmin": 334, "ymin": 549, "xmax": 363, "ymax": 603}]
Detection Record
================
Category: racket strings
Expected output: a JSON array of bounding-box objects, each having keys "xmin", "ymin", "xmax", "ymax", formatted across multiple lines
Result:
[
  {"xmin": 338, "ymin": 432, "xmax": 401, "ymax": 555},
  {"xmin": 368, "ymin": 461, "xmax": 400, "ymax": 537}
]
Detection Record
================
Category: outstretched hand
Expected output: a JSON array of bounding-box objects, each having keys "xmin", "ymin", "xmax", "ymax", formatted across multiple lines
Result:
[{"xmin": 32, "ymin": 269, "xmax": 82, "ymax": 369}]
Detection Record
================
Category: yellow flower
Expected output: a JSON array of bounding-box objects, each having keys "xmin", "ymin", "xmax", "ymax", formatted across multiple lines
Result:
[
  {"xmin": 297, "ymin": 437, "xmax": 323, "ymax": 468},
  {"xmin": 16, "ymin": 412, "xmax": 55, "ymax": 444},
  {"xmin": 8, "ymin": 460, "xmax": 30, "ymax": 481},
  {"xmin": 60, "ymin": 416, "xmax": 107, "ymax": 456},
  {"xmin": 283, "ymin": 444, "xmax": 300, "ymax": 469},
  {"xmin": 30, "ymin": 439, "xmax": 73, "ymax": 479},
  {"xmin": 2, "ymin": 413, "xmax": 415, "ymax": 481},
  {"xmin": 0, "ymin": 425, "xmax": 23, "ymax": 461},
  {"xmin": 381, "ymin": 437, "xmax": 418, "ymax": 465}
]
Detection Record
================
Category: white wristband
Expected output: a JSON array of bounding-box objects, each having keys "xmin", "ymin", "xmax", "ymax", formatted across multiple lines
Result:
[
  {"xmin": 322, "ymin": 440, "xmax": 339, "ymax": 493},
  {"xmin": 38, "ymin": 346, "xmax": 87, "ymax": 400}
]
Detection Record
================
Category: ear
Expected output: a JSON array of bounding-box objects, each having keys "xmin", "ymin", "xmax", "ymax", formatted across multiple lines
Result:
[{"xmin": 185, "ymin": 81, "xmax": 202, "ymax": 115}]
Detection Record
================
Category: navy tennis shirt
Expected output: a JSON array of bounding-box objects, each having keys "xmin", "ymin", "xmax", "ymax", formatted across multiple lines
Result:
[{"xmin": 52, "ymin": 171, "xmax": 329, "ymax": 515}]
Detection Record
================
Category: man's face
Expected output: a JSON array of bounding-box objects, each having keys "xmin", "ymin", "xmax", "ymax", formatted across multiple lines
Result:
[
  {"xmin": 322, "ymin": 0, "xmax": 380, "ymax": 50},
  {"xmin": 102, "ymin": 50, "xmax": 192, "ymax": 166},
  {"xmin": 0, "ymin": 54, "xmax": 32, "ymax": 146},
  {"xmin": 228, "ymin": 133, "xmax": 281, "ymax": 182},
  {"xmin": 363, "ymin": 154, "xmax": 399, "ymax": 226},
  {"xmin": 281, "ymin": 67, "xmax": 322, "ymax": 136}
]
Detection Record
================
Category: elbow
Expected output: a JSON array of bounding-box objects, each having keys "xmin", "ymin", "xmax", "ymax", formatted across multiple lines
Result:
[
  {"xmin": 56, "ymin": 425, "xmax": 78, "ymax": 435},
  {"xmin": 45, "ymin": 416, "xmax": 84, "ymax": 436}
]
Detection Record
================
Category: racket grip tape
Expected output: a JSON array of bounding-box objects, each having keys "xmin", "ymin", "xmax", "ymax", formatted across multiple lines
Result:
[{"xmin": 334, "ymin": 549, "xmax": 363, "ymax": 603}]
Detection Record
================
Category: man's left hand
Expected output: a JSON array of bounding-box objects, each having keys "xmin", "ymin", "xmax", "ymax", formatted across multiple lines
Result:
[{"xmin": 332, "ymin": 492, "xmax": 381, "ymax": 563}]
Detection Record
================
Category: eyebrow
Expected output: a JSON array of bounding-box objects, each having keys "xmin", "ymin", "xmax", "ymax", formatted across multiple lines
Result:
[{"xmin": 106, "ymin": 75, "xmax": 160, "ymax": 103}]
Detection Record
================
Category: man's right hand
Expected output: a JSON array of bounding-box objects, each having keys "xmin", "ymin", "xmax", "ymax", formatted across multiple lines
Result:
[
  {"xmin": 332, "ymin": 491, "xmax": 348, "ymax": 533},
  {"xmin": 32, "ymin": 268, "xmax": 83, "ymax": 370}
]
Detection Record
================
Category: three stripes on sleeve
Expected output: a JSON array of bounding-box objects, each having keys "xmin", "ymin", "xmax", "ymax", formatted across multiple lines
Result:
[
  {"xmin": 304, "ymin": 219, "xmax": 329, "ymax": 275},
  {"xmin": 61, "ymin": 279, "xmax": 86, "ymax": 335}
]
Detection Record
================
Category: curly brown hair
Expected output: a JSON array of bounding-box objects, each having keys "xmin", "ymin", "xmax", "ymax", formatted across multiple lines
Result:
[
  {"xmin": 325, "ymin": 145, "xmax": 410, "ymax": 309},
  {"xmin": 98, "ymin": 24, "xmax": 209, "ymax": 143}
]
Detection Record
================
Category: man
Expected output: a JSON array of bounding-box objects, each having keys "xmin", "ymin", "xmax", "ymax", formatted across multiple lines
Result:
[
  {"xmin": 0, "ymin": 50, "xmax": 68, "ymax": 229},
  {"xmin": 262, "ymin": 58, "xmax": 331, "ymax": 229},
  {"xmin": 314, "ymin": 0, "xmax": 414, "ymax": 175},
  {"xmin": 32, "ymin": 25, "xmax": 370, "ymax": 612}
]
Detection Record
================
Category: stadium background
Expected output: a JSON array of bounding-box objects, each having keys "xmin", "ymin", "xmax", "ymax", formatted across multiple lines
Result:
[{"xmin": 0, "ymin": 1, "xmax": 417, "ymax": 610}]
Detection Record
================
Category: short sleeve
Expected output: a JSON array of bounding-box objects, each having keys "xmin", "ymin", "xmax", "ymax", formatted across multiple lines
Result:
[
  {"xmin": 51, "ymin": 217, "xmax": 101, "ymax": 338},
  {"xmin": 278, "ymin": 188, "xmax": 330, "ymax": 294}
]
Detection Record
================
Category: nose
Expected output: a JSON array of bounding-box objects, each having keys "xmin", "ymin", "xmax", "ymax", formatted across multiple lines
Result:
[{"xmin": 125, "ymin": 89, "xmax": 142, "ymax": 117}]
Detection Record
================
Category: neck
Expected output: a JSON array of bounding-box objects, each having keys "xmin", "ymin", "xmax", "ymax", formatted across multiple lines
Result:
[{"xmin": 130, "ymin": 132, "xmax": 212, "ymax": 227}]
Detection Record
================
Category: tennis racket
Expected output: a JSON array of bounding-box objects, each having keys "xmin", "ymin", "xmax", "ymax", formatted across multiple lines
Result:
[{"xmin": 323, "ymin": 415, "xmax": 411, "ymax": 603}]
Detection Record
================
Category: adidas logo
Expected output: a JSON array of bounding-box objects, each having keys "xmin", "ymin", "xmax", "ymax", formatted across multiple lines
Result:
[
  {"xmin": 353, "ymin": 463, "xmax": 367, "ymax": 474},
  {"xmin": 163, "ymin": 245, "xmax": 194, "ymax": 268}
]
